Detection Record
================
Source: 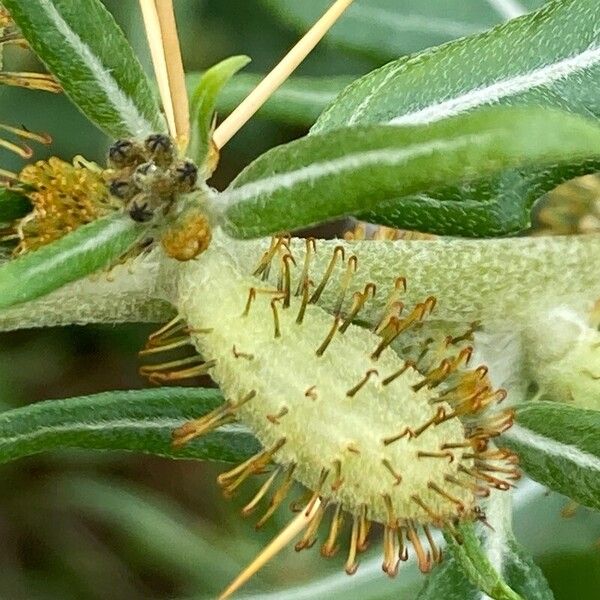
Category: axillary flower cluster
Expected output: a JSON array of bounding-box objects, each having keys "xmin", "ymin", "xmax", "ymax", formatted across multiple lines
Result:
[
  {"xmin": 105, "ymin": 134, "xmax": 212, "ymax": 261},
  {"xmin": 3, "ymin": 132, "xmax": 212, "ymax": 262}
]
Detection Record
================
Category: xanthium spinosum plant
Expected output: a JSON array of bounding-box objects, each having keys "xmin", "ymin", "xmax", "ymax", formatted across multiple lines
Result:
[{"xmin": 0, "ymin": 0, "xmax": 599, "ymax": 598}]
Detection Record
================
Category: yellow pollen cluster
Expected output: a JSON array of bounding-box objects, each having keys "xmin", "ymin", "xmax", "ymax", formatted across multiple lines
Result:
[
  {"xmin": 161, "ymin": 207, "xmax": 212, "ymax": 262},
  {"xmin": 15, "ymin": 157, "xmax": 119, "ymax": 253}
]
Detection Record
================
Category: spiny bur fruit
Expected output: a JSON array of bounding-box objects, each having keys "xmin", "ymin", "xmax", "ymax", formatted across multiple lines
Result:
[{"xmin": 141, "ymin": 232, "xmax": 517, "ymax": 578}]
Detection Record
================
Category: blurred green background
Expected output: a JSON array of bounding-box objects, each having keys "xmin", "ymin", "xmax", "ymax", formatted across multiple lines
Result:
[{"xmin": 0, "ymin": 1, "xmax": 598, "ymax": 598}]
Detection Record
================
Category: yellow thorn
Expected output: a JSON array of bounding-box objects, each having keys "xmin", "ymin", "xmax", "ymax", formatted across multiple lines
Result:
[
  {"xmin": 154, "ymin": 0, "xmax": 190, "ymax": 149},
  {"xmin": 219, "ymin": 498, "xmax": 322, "ymax": 599},
  {"xmin": 213, "ymin": 0, "xmax": 355, "ymax": 149},
  {"xmin": 138, "ymin": 0, "xmax": 176, "ymax": 139}
]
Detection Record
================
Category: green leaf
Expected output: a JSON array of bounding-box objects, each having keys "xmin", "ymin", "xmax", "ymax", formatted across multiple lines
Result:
[
  {"xmin": 0, "ymin": 213, "xmax": 144, "ymax": 309},
  {"xmin": 186, "ymin": 71, "xmax": 352, "ymax": 128},
  {"xmin": 0, "ymin": 186, "xmax": 29, "ymax": 222},
  {"xmin": 219, "ymin": 106, "xmax": 600, "ymax": 238},
  {"xmin": 0, "ymin": 388, "xmax": 259, "ymax": 464},
  {"xmin": 418, "ymin": 540, "xmax": 553, "ymax": 600},
  {"xmin": 502, "ymin": 401, "xmax": 600, "ymax": 510},
  {"xmin": 261, "ymin": 0, "xmax": 545, "ymax": 59},
  {"xmin": 2, "ymin": 0, "xmax": 164, "ymax": 138},
  {"xmin": 445, "ymin": 522, "xmax": 523, "ymax": 600},
  {"xmin": 503, "ymin": 537, "xmax": 555, "ymax": 600},
  {"xmin": 189, "ymin": 55, "xmax": 251, "ymax": 167},
  {"xmin": 311, "ymin": 0, "xmax": 600, "ymax": 234},
  {"xmin": 314, "ymin": 0, "xmax": 599, "ymax": 132},
  {"xmin": 417, "ymin": 556, "xmax": 486, "ymax": 600}
]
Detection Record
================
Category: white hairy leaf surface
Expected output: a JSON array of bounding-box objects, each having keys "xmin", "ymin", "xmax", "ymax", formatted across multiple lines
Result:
[
  {"xmin": 2, "ymin": 231, "xmax": 599, "ymax": 334},
  {"xmin": 231, "ymin": 234, "xmax": 600, "ymax": 328},
  {"xmin": 313, "ymin": 0, "xmax": 599, "ymax": 132},
  {"xmin": 502, "ymin": 402, "xmax": 600, "ymax": 510},
  {"xmin": 221, "ymin": 107, "xmax": 600, "ymax": 238}
]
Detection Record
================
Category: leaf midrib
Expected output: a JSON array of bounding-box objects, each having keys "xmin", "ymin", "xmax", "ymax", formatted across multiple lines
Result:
[
  {"xmin": 503, "ymin": 422, "xmax": 600, "ymax": 471},
  {"xmin": 0, "ymin": 417, "xmax": 249, "ymax": 446}
]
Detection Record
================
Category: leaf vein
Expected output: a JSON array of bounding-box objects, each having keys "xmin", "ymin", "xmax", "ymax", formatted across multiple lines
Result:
[
  {"xmin": 0, "ymin": 418, "xmax": 247, "ymax": 445},
  {"xmin": 224, "ymin": 133, "xmax": 488, "ymax": 205},
  {"xmin": 40, "ymin": 0, "xmax": 155, "ymax": 137},
  {"xmin": 389, "ymin": 45, "xmax": 600, "ymax": 126},
  {"xmin": 505, "ymin": 423, "xmax": 600, "ymax": 471}
]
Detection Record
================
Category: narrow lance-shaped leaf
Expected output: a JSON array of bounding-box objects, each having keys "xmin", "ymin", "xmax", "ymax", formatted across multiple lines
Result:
[
  {"xmin": 418, "ymin": 540, "xmax": 552, "ymax": 600},
  {"xmin": 501, "ymin": 537, "xmax": 555, "ymax": 600},
  {"xmin": 315, "ymin": 0, "xmax": 599, "ymax": 131},
  {"xmin": 0, "ymin": 388, "xmax": 260, "ymax": 464},
  {"xmin": 0, "ymin": 212, "xmax": 145, "ymax": 309},
  {"xmin": 261, "ymin": 0, "xmax": 544, "ymax": 59},
  {"xmin": 219, "ymin": 106, "xmax": 600, "ymax": 238},
  {"xmin": 501, "ymin": 401, "xmax": 600, "ymax": 510},
  {"xmin": 188, "ymin": 55, "xmax": 251, "ymax": 169},
  {"xmin": 0, "ymin": 186, "xmax": 29, "ymax": 222},
  {"xmin": 419, "ymin": 490, "xmax": 552, "ymax": 600},
  {"xmin": 186, "ymin": 71, "xmax": 352, "ymax": 128},
  {"xmin": 312, "ymin": 0, "xmax": 600, "ymax": 235},
  {"xmin": 444, "ymin": 522, "xmax": 523, "ymax": 600},
  {"xmin": 2, "ymin": 0, "xmax": 164, "ymax": 138}
]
